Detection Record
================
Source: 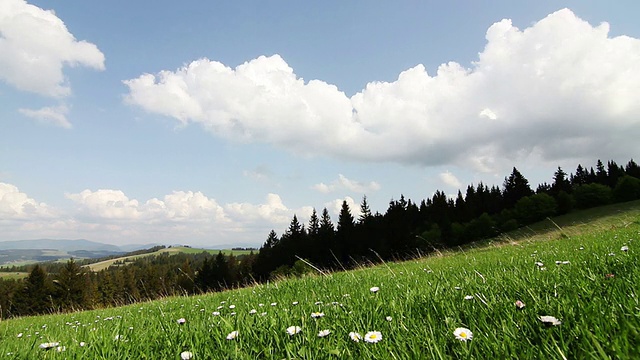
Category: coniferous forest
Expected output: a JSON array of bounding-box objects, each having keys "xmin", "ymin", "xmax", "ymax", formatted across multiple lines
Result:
[{"xmin": 1, "ymin": 158, "xmax": 639, "ymax": 319}]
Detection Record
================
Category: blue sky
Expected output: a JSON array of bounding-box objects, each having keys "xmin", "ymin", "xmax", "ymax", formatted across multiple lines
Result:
[{"xmin": 2, "ymin": 1, "xmax": 639, "ymax": 248}]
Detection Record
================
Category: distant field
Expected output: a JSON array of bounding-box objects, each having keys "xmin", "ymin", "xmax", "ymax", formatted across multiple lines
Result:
[
  {"xmin": 86, "ymin": 247, "xmax": 256, "ymax": 272},
  {"xmin": 0, "ymin": 272, "xmax": 28, "ymax": 280}
]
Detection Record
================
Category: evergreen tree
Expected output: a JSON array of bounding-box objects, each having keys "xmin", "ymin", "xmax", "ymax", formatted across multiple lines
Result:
[
  {"xmin": 15, "ymin": 265, "xmax": 52, "ymax": 315},
  {"xmin": 503, "ymin": 167, "xmax": 534, "ymax": 208},
  {"xmin": 54, "ymin": 258, "xmax": 89, "ymax": 311},
  {"xmin": 358, "ymin": 196, "xmax": 373, "ymax": 224},
  {"xmin": 572, "ymin": 164, "xmax": 589, "ymax": 186},
  {"xmin": 308, "ymin": 208, "xmax": 320, "ymax": 236},
  {"xmin": 551, "ymin": 167, "xmax": 572, "ymax": 196},
  {"xmin": 625, "ymin": 159, "xmax": 640, "ymax": 179}
]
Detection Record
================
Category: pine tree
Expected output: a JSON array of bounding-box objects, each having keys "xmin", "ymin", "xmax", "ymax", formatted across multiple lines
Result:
[
  {"xmin": 358, "ymin": 196, "xmax": 373, "ymax": 224},
  {"xmin": 503, "ymin": 167, "xmax": 534, "ymax": 208}
]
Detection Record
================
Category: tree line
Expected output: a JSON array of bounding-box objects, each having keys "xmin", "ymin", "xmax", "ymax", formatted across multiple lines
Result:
[{"xmin": 1, "ymin": 158, "xmax": 639, "ymax": 319}]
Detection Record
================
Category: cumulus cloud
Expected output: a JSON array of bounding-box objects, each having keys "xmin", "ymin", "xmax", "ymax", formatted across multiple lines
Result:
[
  {"xmin": 312, "ymin": 174, "xmax": 381, "ymax": 194},
  {"xmin": 325, "ymin": 196, "xmax": 362, "ymax": 219},
  {"xmin": 225, "ymin": 193, "xmax": 313, "ymax": 225},
  {"xmin": 0, "ymin": 0, "xmax": 105, "ymax": 97},
  {"xmin": 125, "ymin": 8, "xmax": 640, "ymax": 174},
  {"xmin": 439, "ymin": 171, "xmax": 462, "ymax": 189},
  {"xmin": 19, "ymin": 105, "xmax": 71, "ymax": 128},
  {"xmin": 66, "ymin": 189, "xmax": 228, "ymax": 223},
  {"xmin": 0, "ymin": 182, "xmax": 56, "ymax": 219}
]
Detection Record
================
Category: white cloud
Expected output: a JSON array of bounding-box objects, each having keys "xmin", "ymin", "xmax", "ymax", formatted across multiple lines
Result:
[
  {"xmin": 439, "ymin": 171, "xmax": 462, "ymax": 189},
  {"xmin": 312, "ymin": 174, "xmax": 381, "ymax": 194},
  {"xmin": 0, "ymin": 182, "xmax": 56, "ymax": 219},
  {"xmin": 66, "ymin": 189, "xmax": 228, "ymax": 223},
  {"xmin": 225, "ymin": 193, "xmax": 313, "ymax": 226},
  {"xmin": 0, "ymin": 0, "xmax": 105, "ymax": 97},
  {"xmin": 19, "ymin": 105, "xmax": 71, "ymax": 128},
  {"xmin": 125, "ymin": 9, "xmax": 640, "ymax": 175},
  {"xmin": 325, "ymin": 196, "xmax": 362, "ymax": 219}
]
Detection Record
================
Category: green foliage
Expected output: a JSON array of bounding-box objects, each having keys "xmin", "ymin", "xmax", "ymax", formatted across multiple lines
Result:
[
  {"xmin": 514, "ymin": 193, "xmax": 557, "ymax": 225},
  {"xmin": 573, "ymin": 183, "xmax": 612, "ymax": 209},
  {"xmin": 612, "ymin": 175, "xmax": 640, "ymax": 203}
]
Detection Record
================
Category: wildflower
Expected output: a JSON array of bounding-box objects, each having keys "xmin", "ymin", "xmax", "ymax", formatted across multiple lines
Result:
[
  {"xmin": 230, "ymin": 312, "xmax": 236, "ymax": 316},
  {"xmin": 318, "ymin": 329, "xmax": 331, "ymax": 337},
  {"xmin": 181, "ymin": 350, "xmax": 194, "ymax": 360},
  {"xmin": 177, "ymin": 318, "xmax": 186, "ymax": 325},
  {"xmin": 364, "ymin": 331, "xmax": 382, "ymax": 343},
  {"xmin": 515, "ymin": 300, "xmax": 525, "ymax": 309},
  {"xmin": 292, "ymin": 301, "xmax": 299, "ymax": 305},
  {"xmin": 370, "ymin": 286, "xmax": 380, "ymax": 293},
  {"xmin": 212, "ymin": 312, "xmax": 220, "ymax": 316},
  {"xmin": 39, "ymin": 342, "xmax": 60, "ymax": 350},
  {"xmin": 258, "ymin": 303, "xmax": 264, "ymax": 307},
  {"xmin": 311, "ymin": 312, "xmax": 325, "ymax": 319},
  {"xmin": 453, "ymin": 327, "xmax": 473, "ymax": 342},
  {"xmin": 249, "ymin": 309, "xmax": 257, "ymax": 314},
  {"xmin": 606, "ymin": 273, "xmax": 615, "ymax": 279},
  {"xmin": 454, "ymin": 286, "xmax": 462, "ymax": 290},
  {"xmin": 286, "ymin": 326, "xmax": 302, "ymax": 335},
  {"xmin": 260, "ymin": 312, "xmax": 267, "ymax": 316},
  {"xmin": 535, "ymin": 262, "xmax": 544, "ymax": 267},
  {"xmin": 56, "ymin": 346, "xmax": 66, "ymax": 352},
  {"xmin": 562, "ymin": 261, "xmax": 570, "ymax": 265},
  {"xmin": 621, "ymin": 245, "xmax": 629, "ymax": 252},
  {"xmin": 539, "ymin": 315, "xmax": 562, "ymax": 326},
  {"xmin": 114, "ymin": 335, "xmax": 123, "ymax": 341},
  {"xmin": 17, "ymin": 333, "xmax": 22, "ymax": 338},
  {"xmin": 555, "ymin": 261, "xmax": 562, "ymax": 265},
  {"xmin": 79, "ymin": 342, "xmax": 86, "ymax": 347},
  {"xmin": 464, "ymin": 295, "xmax": 474, "ymax": 300},
  {"xmin": 229, "ymin": 305, "xmax": 236, "ymax": 309},
  {"xmin": 349, "ymin": 332, "xmax": 362, "ymax": 342},
  {"xmin": 226, "ymin": 331, "xmax": 239, "ymax": 340},
  {"xmin": 271, "ymin": 302, "xmax": 277, "ymax": 306},
  {"xmin": 315, "ymin": 301, "xmax": 323, "ymax": 305},
  {"xmin": 385, "ymin": 316, "xmax": 393, "ymax": 321}
]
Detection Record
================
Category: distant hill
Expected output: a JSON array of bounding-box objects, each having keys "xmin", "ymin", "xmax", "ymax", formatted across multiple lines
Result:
[
  {"xmin": 0, "ymin": 239, "xmax": 127, "ymax": 266},
  {"xmin": 0, "ymin": 239, "xmax": 121, "ymax": 252}
]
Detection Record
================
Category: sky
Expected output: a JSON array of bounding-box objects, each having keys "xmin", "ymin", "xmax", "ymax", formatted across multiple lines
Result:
[{"xmin": 1, "ymin": 1, "xmax": 640, "ymax": 248}]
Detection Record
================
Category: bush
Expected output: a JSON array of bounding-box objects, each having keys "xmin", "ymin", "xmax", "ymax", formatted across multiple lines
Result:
[
  {"xmin": 573, "ymin": 183, "xmax": 612, "ymax": 209},
  {"xmin": 515, "ymin": 193, "xmax": 557, "ymax": 225},
  {"xmin": 613, "ymin": 176, "xmax": 640, "ymax": 203}
]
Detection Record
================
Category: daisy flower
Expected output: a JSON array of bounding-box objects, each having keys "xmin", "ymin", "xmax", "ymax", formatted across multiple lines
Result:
[
  {"xmin": 226, "ymin": 331, "xmax": 239, "ymax": 340},
  {"xmin": 385, "ymin": 316, "xmax": 393, "ymax": 321},
  {"xmin": 249, "ymin": 309, "xmax": 257, "ymax": 314},
  {"xmin": 212, "ymin": 311, "xmax": 220, "ymax": 316},
  {"xmin": 364, "ymin": 331, "xmax": 382, "ymax": 343},
  {"xmin": 349, "ymin": 332, "xmax": 362, "ymax": 342},
  {"xmin": 453, "ymin": 327, "xmax": 473, "ymax": 342},
  {"xmin": 311, "ymin": 312, "xmax": 325, "ymax": 318},
  {"xmin": 621, "ymin": 245, "xmax": 629, "ymax": 252},
  {"xmin": 464, "ymin": 295, "xmax": 474, "ymax": 300},
  {"xmin": 39, "ymin": 342, "xmax": 60, "ymax": 350},
  {"xmin": 181, "ymin": 350, "xmax": 194, "ymax": 359},
  {"xmin": 370, "ymin": 286, "xmax": 380, "ymax": 293},
  {"xmin": 318, "ymin": 329, "xmax": 331, "ymax": 337},
  {"xmin": 177, "ymin": 318, "xmax": 186, "ymax": 325},
  {"xmin": 515, "ymin": 300, "xmax": 525, "ymax": 309},
  {"xmin": 286, "ymin": 326, "xmax": 302, "ymax": 335},
  {"xmin": 539, "ymin": 315, "xmax": 562, "ymax": 326}
]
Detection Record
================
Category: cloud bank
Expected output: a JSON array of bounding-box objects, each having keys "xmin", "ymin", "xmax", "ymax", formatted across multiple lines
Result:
[
  {"xmin": 0, "ymin": 182, "xmax": 312, "ymax": 246},
  {"xmin": 124, "ymin": 9, "xmax": 640, "ymax": 173}
]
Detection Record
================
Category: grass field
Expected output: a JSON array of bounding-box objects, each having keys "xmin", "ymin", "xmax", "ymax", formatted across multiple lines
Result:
[
  {"xmin": 0, "ymin": 272, "xmax": 28, "ymax": 280},
  {"xmin": 0, "ymin": 203, "xmax": 638, "ymax": 359},
  {"xmin": 86, "ymin": 247, "xmax": 256, "ymax": 272}
]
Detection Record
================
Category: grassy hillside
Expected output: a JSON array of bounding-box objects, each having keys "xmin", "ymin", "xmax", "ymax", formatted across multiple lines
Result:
[
  {"xmin": 86, "ymin": 247, "xmax": 254, "ymax": 272},
  {"xmin": 1, "ymin": 204, "xmax": 638, "ymax": 358}
]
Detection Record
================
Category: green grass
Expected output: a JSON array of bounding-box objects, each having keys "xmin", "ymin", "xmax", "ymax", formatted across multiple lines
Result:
[
  {"xmin": 0, "ymin": 272, "xmax": 28, "ymax": 280},
  {"xmin": 1, "ymin": 206, "xmax": 638, "ymax": 359}
]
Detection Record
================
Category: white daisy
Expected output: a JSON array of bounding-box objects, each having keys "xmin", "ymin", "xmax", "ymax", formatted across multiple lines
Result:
[
  {"xmin": 621, "ymin": 245, "xmax": 629, "ymax": 252},
  {"xmin": 539, "ymin": 315, "xmax": 562, "ymax": 326},
  {"xmin": 464, "ymin": 295, "xmax": 474, "ymax": 300},
  {"xmin": 177, "ymin": 318, "xmax": 186, "ymax": 325},
  {"xmin": 181, "ymin": 350, "xmax": 194, "ymax": 359},
  {"xmin": 286, "ymin": 326, "xmax": 302, "ymax": 335},
  {"xmin": 349, "ymin": 332, "xmax": 362, "ymax": 342},
  {"xmin": 39, "ymin": 342, "xmax": 60, "ymax": 350},
  {"xmin": 311, "ymin": 312, "xmax": 325, "ymax": 318},
  {"xmin": 370, "ymin": 286, "xmax": 380, "ymax": 293},
  {"xmin": 453, "ymin": 327, "xmax": 473, "ymax": 342},
  {"xmin": 212, "ymin": 311, "xmax": 220, "ymax": 316},
  {"xmin": 385, "ymin": 316, "xmax": 393, "ymax": 321},
  {"xmin": 249, "ymin": 309, "xmax": 257, "ymax": 314},
  {"xmin": 515, "ymin": 300, "xmax": 525, "ymax": 309},
  {"xmin": 317, "ymin": 329, "xmax": 331, "ymax": 337},
  {"xmin": 226, "ymin": 331, "xmax": 239, "ymax": 340},
  {"xmin": 364, "ymin": 331, "xmax": 382, "ymax": 343}
]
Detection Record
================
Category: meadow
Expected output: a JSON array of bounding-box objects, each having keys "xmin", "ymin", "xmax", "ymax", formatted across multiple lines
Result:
[{"xmin": 0, "ymin": 207, "xmax": 638, "ymax": 359}]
